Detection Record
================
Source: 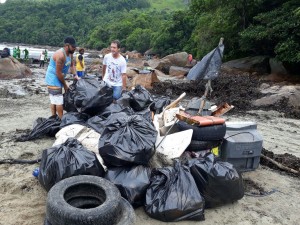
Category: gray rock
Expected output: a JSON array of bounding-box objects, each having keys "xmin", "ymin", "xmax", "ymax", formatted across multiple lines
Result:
[
  {"xmin": 169, "ymin": 66, "xmax": 190, "ymax": 77},
  {"xmin": 222, "ymin": 56, "xmax": 270, "ymax": 74}
]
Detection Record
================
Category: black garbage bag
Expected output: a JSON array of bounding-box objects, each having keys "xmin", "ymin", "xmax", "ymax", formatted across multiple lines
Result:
[
  {"xmin": 99, "ymin": 102, "xmax": 134, "ymax": 119},
  {"xmin": 74, "ymin": 78, "xmax": 113, "ymax": 116},
  {"xmin": 63, "ymin": 83, "xmax": 78, "ymax": 113},
  {"xmin": 38, "ymin": 138, "xmax": 105, "ymax": 191},
  {"xmin": 16, "ymin": 115, "xmax": 61, "ymax": 142},
  {"xmin": 99, "ymin": 112, "xmax": 157, "ymax": 167},
  {"xmin": 145, "ymin": 160, "xmax": 205, "ymax": 222},
  {"xmin": 150, "ymin": 95, "xmax": 171, "ymax": 114},
  {"xmin": 128, "ymin": 85, "xmax": 153, "ymax": 111},
  {"xmin": 85, "ymin": 115, "xmax": 107, "ymax": 134},
  {"xmin": 105, "ymin": 165, "xmax": 152, "ymax": 207},
  {"xmin": 135, "ymin": 108, "xmax": 153, "ymax": 124},
  {"xmin": 116, "ymin": 92, "xmax": 131, "ymax": 108},
  {"xmin": 60, "ymin": 112, "xmax": 90, "ymax": 128},
  {"xmin": 187, "ymin": 153, "xmax": 244, "ymax": 208}
]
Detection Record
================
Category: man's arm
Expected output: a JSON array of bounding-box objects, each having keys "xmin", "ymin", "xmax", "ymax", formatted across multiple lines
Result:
[
  {"xmin": 70, "ymin": 54, "xmax": 76, "ymax": 75},
  {"xmin": 122, "ymin": 73, "xmax": 127, "ymax": 91},
  {"xmin": 55, "ymin": 54, "xmax": 68, "ymax": 91},
  {"xmin": 102, "ymin": 65, "xmax": 107, "ymax": 79}
]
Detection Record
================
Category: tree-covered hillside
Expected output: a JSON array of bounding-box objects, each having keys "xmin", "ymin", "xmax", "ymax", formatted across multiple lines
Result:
[{"xmin": 0, "ymin": 0, "xmax": 299, "ymax": 65}]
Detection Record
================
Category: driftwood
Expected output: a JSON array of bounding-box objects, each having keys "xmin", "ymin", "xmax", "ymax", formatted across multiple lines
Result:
[{"xmin": 261, "ymin": 154, "xmax": 300, "ymax": 175}]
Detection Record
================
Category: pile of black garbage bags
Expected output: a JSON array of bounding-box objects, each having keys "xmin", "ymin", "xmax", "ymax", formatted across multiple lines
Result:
[{"xmin": 22, "ymin": 78, "xmax": 244, "ymax": 222}]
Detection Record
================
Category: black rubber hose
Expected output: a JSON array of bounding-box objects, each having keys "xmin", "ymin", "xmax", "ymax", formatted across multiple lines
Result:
[{"xmin": 0, "ymin": 158, "xmax": 41, "ymax": 164}]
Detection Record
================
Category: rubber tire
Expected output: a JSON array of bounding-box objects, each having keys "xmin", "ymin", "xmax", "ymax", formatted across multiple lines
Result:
[
  {"xmin": 46, "ymin": 175, "xmax": 122, "ymax": 225},
  {"xmin": 187, "ymin": 140, "xmax": 222, "ymax": 151},
  {"xmin": 177, "ymin": 121, "xmax": 226, "ymax": 141},
  {"xmin": 117, "ymin": 197, "xmax": 136, "ymax": 225}
]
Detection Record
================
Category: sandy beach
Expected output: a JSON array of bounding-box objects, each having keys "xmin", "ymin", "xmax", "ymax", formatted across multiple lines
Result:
[{"xmin": 0, "ymin": 66, "xmax": 299, "ymax": 225}]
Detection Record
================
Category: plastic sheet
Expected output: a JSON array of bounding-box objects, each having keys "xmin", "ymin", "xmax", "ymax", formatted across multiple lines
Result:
[
  {"xmin": 105, "ymin": 165, "xmax": 151, "ymax": 207},
  {"xmin": 38, "ymin": 138, "xmax": 105, "ymax": 191},
  {"xmin": 99, "ymin": 112, "xmax": 157, "ymax": 167},
  {"xmin": 187, "ymin": 44, "xmax": 224, "ymax": 81},
  {"xmin": 188, "ymin": 153, "xmax": 244, "ymax": 208},
  {"xmin": 145, "ymin": 161, "xmax": 205, "ymax": 222}
]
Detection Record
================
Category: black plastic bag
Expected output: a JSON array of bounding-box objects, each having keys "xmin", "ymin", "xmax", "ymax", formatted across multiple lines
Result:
[
  {"xmin": 145, "ymin": 161, "xmax": 205, "ymax": 222},
  {"xmin": 16, "ymin": 115, "xmax": 61, "ymax": 142},
  {"xmin": 38, "ymin": 138, "xmax": 105, "ymax": 191},
  {"xmin": 150, "ymin": 96, "xmax": 171, "ymax": 114},
  {"xmin": 74, "ymin": 78, "xmax": 113, "ymax": 116},
  {"xmin": 60, "ymin": 112, "xmax": 90, "ymax": 128},
  {"xmin": 85, "ymin": 115, "xmax": 107, "ymax": 134},
  {"xmin": 105, "ymin": 165, "xmax": 152, "ymax": 207},
  {"xmin": 128, "ymin": 85, "xmax": 153, "ymax": 111},
  {"xmin": 63, "ymin": 83, "xmax": 78, "ymax": 113},
  {"xmin": 99, "ymin": 102, "xmax": 134, "ymax": 118},
  {"xmin": 99, "ymin": 112, "xmax": 157, "ymax": 167},
  {"xmin": 187, "ymin": 153, "xmax": 244, "ymax": 208},
  {"xmin": 135, "ymin": 108, "xmax": 153, "ymax": 124}
]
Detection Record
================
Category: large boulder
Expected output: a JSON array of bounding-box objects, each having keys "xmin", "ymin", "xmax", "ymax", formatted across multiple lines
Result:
[
  {"xmin": 125, "ymin": 51, "xmax": 142, "ymax": 59},
  {"xmin": 253, "ymin": 84, "xmax": 300, "ymax": 111},
  {"xmin": 269, "ymin": 58, "xmax": 288, "ymax": 75},
  {"xmin": 162, "ymin": 52, "xmax": 189, "ymax": 67},
  {"xmin": 169, "ymin": 66, "xmax": 190, "ymax": 77},
  {"xmin": 148, "ymin": 52, "xmax": 189, "ymax": 74},
  {"xmin": 0, "ymin": 57, "xmax": 32, "ymax": 79},
  {"xmin": 222, "ymin": 56, "xmax": 270, "ymax": 74},
  {"xmin": 130, "ymin": 72, "xmax": 160, "ymax": 89}
]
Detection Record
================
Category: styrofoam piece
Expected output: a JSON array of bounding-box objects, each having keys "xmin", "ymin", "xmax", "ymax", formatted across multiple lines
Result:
[
  {"xmin": 163, "ymin": 108, "xmax": 180, "ymax": 127},
  {"xmin": 155, "ymin": 129, "xmax": 193, "ymax": 159}
]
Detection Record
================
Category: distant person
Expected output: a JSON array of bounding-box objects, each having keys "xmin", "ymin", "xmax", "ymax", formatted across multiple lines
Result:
[
  {"xmin": 125, "ymin": 54, "xmax": 129, "ymax": 63},
  {"xmin": 44, "ymin": 49, "xmax": 48, "ymax": 62},
  {"xmin": 16, "ymin": 46, "xmax": 20, "ymax": 59},
  {"xmin": 13, "ymin": 47, "xmax": 17, "ymax": 58},
  {"xmin": 102, "ymin": 40, "xmax": 127, "ymax": 100},
  {"xmin": 188, "ymin": 54, "xmax": 193, "ymax": 64},
  {"xmin": 39, "ymin": 51, "xmax": 45, "ymax": 68},
  {"xmin": 45, "ymin": 36, "xmax": 77, "ymax": 119},
  {"xmin": 76, "ymin": 48, "xmax": 85, "ymax": 77},
  {"xmin": 23, "ymin": 48, "xmax": 29, "ymax": 61}
]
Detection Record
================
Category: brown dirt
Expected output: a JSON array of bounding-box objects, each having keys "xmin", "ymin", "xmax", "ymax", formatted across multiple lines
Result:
[
  {"xmin": 261, "ymin": 148, "xmax": 300, "ymax": 177},
  {"xmin": 152, "ymin": 73, "xmax": 300, "ymax": 119}
]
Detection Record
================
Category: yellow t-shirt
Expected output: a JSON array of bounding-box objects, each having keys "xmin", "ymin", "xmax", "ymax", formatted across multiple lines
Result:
[{"xmin": 76, "ymin": 54, "xmax": 85, "ymax": 71}]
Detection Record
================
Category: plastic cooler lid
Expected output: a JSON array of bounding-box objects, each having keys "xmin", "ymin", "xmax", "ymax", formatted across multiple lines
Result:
[{"xmin": 225, "ymin": 121, "xmax": 257, "ymax": 130}]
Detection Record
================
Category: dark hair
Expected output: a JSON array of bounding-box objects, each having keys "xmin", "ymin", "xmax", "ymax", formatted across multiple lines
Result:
[{"xmin": 111, "ymin": 40, "xmax": 120, "ymax": 48}]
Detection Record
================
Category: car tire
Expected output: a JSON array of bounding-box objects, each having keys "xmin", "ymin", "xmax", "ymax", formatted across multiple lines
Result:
[
  {"xmin": 117, "ymin": 197, "xmax": 136, "ymax": 225},
  {"xmin": 177, "ymin": 121, "xmax": 226, "ymax": 141},
  {"xmin": 46, "ymin": 175, "xmax": 122, "ymax": 225},
  {"xmin": 187, "ymin": 140, "xmax": 222, "ymax": 151}
]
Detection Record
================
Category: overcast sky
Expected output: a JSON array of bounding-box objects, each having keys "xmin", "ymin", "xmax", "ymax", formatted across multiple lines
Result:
[{"xmin": 0, "ymin": 0, "xmax": 7, "ymax": 3}]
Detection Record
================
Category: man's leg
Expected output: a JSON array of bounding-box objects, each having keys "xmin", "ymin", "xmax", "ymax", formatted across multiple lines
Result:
[
  {"xmin": 112, "ymin": 86, "xmax": 122, "ymax": 100},
  {"xmin": 56, "ymin": 105, "xmax": 64, "ymax": 119},
  {"xmin": 50, "ymin": 104, "xmax": 56, "ymax": 116}
]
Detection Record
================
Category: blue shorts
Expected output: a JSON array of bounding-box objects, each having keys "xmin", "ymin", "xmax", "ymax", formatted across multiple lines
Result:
[
  {"xmin": 112, "ymin": 86, "xmax": 122, "ymax": 100},
  {"xmin": 77, "ymin": 71, "xmax": 84, "ymax": 77}
]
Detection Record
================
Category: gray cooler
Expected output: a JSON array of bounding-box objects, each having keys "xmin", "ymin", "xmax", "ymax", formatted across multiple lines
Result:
[{"xmin": 220, "ymin": 122, "xmax": 263, "ymax": 172}]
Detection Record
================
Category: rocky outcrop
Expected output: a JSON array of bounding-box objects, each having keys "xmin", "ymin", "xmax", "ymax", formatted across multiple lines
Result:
[
  {"xmin": 222, "ymin": 56, "xmax": 270, "ymax": 74},
  {"xmin": 148, "ymin": 52, "xmax": 189, "ymax": 74},
  {"xmin": 125, "ymin": 51, "xmax": 142, "ymax": 59},
  {"xmin": 253, "ymin": 84, "xmax": 300, "ymax": 111},
  {"xmin": 0, "ymin": 57, "xmax": 32, "ymax": 79}
]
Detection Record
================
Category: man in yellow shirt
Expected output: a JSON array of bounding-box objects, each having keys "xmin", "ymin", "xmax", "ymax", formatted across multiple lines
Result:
[{"xmin": 76, "ymin": 48, "xmax": 85, "ymax": 77}]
